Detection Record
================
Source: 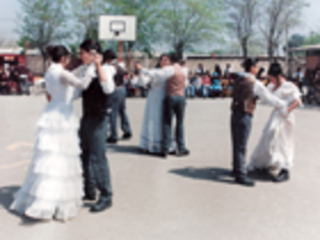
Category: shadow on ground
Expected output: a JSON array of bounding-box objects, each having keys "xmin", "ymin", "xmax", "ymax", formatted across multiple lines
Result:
[
  {"xmin": 107, "ymin": 144, "xmax": 146, "ymax": 155},
  {"xmin": 107, "ymin": 145, "xmax": 164, "ymax": 159},
  {"xmin": 0, "ymin": 186, "xmax": 47, "ymax": 226},
  {"xmin": 170, "ymin": 167, "xmax": 274, "ymax": 185},
  {"xmin": 169, "ymin": 167, "xmax": 236, "ymax": 185}
]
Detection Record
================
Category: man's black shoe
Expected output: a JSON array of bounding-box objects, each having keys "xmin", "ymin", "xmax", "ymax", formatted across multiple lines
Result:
[
  {"xmin": 156, "ymin": 152, "xmax": 167, "ymax": 158},
  {"xmin": 235, "ymin": 176, "xmax": 255, "ymax": 187},
  {"xmin": 122, "ymin": 133, "xmax": 132, "ymax": 140},
  {"xmin": 83, "ymin": 194, "xmax": 96, "ymax": 201},
  {"xmin": 90, "ymin": 198, "xmax": 112, "ymax": 213},
  {"xmin": 176, "ymin": 149, "xmax": 190, "ymax": 157},
  {"xmin": 169, "ymin": 150, "xmax": 176, "ymax": 155},
  {"xmin": 272, "ymin": 169, "xmax": 290, "ymax": 183},
  {"xmin": 107, "ymin": 137, "xmax": 117, "ymax": 144}
]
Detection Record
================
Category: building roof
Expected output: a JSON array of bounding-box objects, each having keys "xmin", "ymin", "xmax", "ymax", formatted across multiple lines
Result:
[
  {"xmin": 0, "ymin": 48, "xmax": 23, "ymax": 54},
  {"xmin": 290, "ymin": 44, "xmax": 320, "ymax": 52}
]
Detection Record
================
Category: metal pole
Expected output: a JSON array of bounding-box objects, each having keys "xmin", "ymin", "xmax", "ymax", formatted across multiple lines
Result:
[{"xmin": 118, "ymin": 41, "xmax": 124, "ymax": 62}]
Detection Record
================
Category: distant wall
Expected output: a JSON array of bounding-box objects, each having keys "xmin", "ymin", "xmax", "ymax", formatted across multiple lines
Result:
[
  {"xmin": 143, "ymin": 56, "xmax": 286, "ymax": 76},
  {"xmin": 26, "ymin": 55, "xmax": 45, "ymax": 76},
  {"xmin": 25, "ymin": 53, "xmax": 289, "ymax": 77}
]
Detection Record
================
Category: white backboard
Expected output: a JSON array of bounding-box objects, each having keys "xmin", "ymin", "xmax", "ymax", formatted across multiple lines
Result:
[{"xmin": 99, "ymin": 15, "xmax": 137, "ymax": 41}]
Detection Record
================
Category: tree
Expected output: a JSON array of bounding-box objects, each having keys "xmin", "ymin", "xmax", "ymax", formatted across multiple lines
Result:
[
  {"xmin": 303, "ymin": 32, "xmax": 320, "ymax": 46},
  {"xmin": 70, "ymin": 0, "xmax": 107, "ymax": 41},
  {"xmin": 226, "ymin": 0, "xmax": 260, "ymax": 57},
  {"xmin": 259, "ymin": 0, "xmax": 307, "ymax": 58},
  {"xmin": 288, "ymin": 34, "xmax": 305, "ymax": 48},
  {"xmin": 161, "ymin": 0, "xmax": 224, "ymax": 59},
  {"xmin": 109, "ymin": 0, "xmax": 162, "ymax": 54},
  {"xmin": 17, "ymin": 0, "xmax": 71, "ymax": 70}
]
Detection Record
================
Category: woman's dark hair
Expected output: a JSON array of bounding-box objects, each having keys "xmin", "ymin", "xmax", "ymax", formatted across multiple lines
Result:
[
  {"xmin": 242, "ymin": 57, "xmax": 259, "ymax": 72},
  {"xmin": 46, "ymin": 45, "xmax": 70, "ymax": 63},
  {"xmin": 156, "ymin": 53, "xmax": 170, "ymax": 68},
  {"xmin": 268, "ymin": 62, "xmax": 283, "ymax": 77},
  {"xmin": 214, "ymin": 64, "xmax": 222, "ymax": 77},
  {"xmin": 80, "ymin": 39, "xmax": 102, "ymax": 54},
  {"xmin": 103, "ymin": 49, "xmax": 117, "ymax": 62}
]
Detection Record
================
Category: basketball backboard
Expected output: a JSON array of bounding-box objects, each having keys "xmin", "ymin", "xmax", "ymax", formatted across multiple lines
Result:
[{"xmin": 99, "ymin": 15, "xmax": 137, "ymax": 41}]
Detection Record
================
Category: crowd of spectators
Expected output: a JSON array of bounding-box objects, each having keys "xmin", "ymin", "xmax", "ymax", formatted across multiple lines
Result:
[
  {"xmin": 184, "ymin": 63, "xmax": 234, "ymax": 99},
  {"xmin": 123, "ymin": 62, "xmax": 236, "ymax": 99},
  {"xmin": 0, "ymin": 64, "xmax": 34, "ymax": 95}
]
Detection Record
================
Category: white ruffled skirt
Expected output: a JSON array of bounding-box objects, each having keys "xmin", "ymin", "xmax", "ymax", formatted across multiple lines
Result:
[
  {"xmin": 248, "ymin": 110, "xmax": 296, "ymax": 171},
  {"xmin": 10, "ymin": 103, "xmax": 83, "ymax": 221}
]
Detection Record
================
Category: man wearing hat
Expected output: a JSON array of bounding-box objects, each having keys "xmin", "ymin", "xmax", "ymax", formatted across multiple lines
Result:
[{"xmin": 231, "ymin": 58, "xmax": 287, "ymax": 186}]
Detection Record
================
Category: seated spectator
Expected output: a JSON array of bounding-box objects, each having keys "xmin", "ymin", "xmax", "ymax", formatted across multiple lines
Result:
[
  {"xmin": 214, "ymin": 64, "xmax": 222, "ymax": 78},
  {"xmin": 195, "ymin": 63, "xmax": 205, "ymax": 76},
  {"xmin": 0, "ymin": 68, "xmax": 8, "ymax": 95},
  {"xmin": 200, "ymin": 71, "xmax": 212, "ymax": 98},
  {"xmin": 295, "ymin": 67, "xmax": 304, "ymax": 93},
  {"xmin": 18, "ymin": 64, "xmax": 32, "ymax": 95},
  {"xmin": 210, "ymin": 72, "xmax": 222, "ymax": 97},
  {"xmin": 8, "ymin": 65, "xmax": 19, "ymax": 94},
  {"xmin": 224, "ymin": 63, "xmax": 232, "ymax": 79},
  {"xmin": 185, "ymin": 71, "xmax": 197, "ymax": 98}
]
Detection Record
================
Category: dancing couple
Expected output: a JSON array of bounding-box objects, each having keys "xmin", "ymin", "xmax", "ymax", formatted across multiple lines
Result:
[
  {"xmin": 231, "ymin": 58, "xmax": 302, "ymax": 187},
  {"xmin": 135, "ymin": 53, "xmax": 190, "ymax": 158},
  {"xmin": 11, "ymin": 39, "xmax": 116, "ymax": 221}
]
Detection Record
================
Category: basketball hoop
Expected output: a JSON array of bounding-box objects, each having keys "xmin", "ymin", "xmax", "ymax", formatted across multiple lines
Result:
[
  {"xmin": 99, "ymin": 15, "xmax": 136, "ymax": 41},
  {"xmin": 99, "ymin": 15, "xmax": 137, "ymax": 64}
]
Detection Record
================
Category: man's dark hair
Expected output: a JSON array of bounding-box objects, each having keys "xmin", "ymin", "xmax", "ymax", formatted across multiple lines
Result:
[
  {"xmin": 169, "ymin": 52, "xmax": 181, "ymax": 64},
  {"xmin": 103, "ymin": 49, "xmax": 117, "ymax": 62},
  {"xmin": 80, "ymin": 39, "xmax": 102, "ymax": 54},
  {"xmin": 241, "ymin": 57, "xmax": 259, "ymax": 72}
]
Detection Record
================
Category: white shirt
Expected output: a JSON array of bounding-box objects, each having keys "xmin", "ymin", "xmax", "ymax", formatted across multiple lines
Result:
[
  {"xmin": 61, "ymin": 64, "xmax": 95, "ymax": 89},
  {"xmin": 73, "ymin": 64, "xmax": 115, "ymax": 95},
  {"xmin": 101, "ymin": 63, "xmax": 116, "ymax": 94},
  {"xmin": 141, "ymin": 66, "xmax": 175, "ymax": 80},
  {"xmin": 141, "ymin": 65, "xmax": 188, "ymax": 87},
  {"xmin": 244, "ymin": 73, "xmax": 286, "ymax": 110}
]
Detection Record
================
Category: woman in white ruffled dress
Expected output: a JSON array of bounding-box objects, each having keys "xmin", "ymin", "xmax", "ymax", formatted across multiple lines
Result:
[
  {"xmin": 10, "ymin": 45, "xmax": 95, "ymax": 221},
  {"xmin": 248, "ymin": 63, "xmax": 302, "ymax": 182}
]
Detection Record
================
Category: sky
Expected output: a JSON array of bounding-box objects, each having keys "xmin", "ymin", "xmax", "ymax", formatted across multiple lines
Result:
[{"xmin": 0, "ymin": 0, "xmax": 320, "ymax": 42}]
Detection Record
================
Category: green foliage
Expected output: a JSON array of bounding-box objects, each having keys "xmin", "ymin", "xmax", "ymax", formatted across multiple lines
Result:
[
  {"xmin": 303, "ymin": 32, "xmax": 320, "ymax": 46},
  {"xmin": 160, "ymin": 0, "xmax": 224, "ymax": 58},
  {"xmin": 109, "ymin": 0, "xmax": 162, "ymax": 53},
  {"xmin": 69, "ymin": 0, "xmax": 107, "ymax": 42},
  {"xmin": 288, "ymin": 34, "xmax": 305, "ymax": 48},
  {"xmin": 17, "ymin": 0, "xmax": 71, "ymax": 68}
]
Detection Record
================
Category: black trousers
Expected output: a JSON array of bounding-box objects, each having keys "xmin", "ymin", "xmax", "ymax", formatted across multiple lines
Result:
[
  {"xmin": 163, "ymin": 95, "xmax": 186, "ymax": 154},
  {"xmin": 80, "ymin": 115, "xmax": 112, "ymax": 199},
  {"xmin": 231, "ymin": 111, "xmax": 252, "ymax": 178},
  {"xmin": 109, "ymin": 87, "xmax": 132, "ymax": 139}
]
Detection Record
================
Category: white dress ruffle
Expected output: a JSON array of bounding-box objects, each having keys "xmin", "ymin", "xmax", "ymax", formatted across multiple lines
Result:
[
  {"xmin": 10, "ymin": 63, "xmax": 85, "ymax": 221},
  {"xmin": 248, "ymin": 81, "xmax": 302, "ymax": 171}
]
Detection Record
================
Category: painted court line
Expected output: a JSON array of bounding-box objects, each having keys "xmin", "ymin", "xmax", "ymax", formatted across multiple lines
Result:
[
  {"xmin": 6, "ymin": 142, "xmax": 33, "ymax": 151},
  {"xmin": 0, "ymin": 160, "xmax": 31, "ymax": 170}
]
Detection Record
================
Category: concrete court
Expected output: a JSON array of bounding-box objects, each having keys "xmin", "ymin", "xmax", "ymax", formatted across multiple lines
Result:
[{"xmin": 0, "ymin": 96, "xmax": 320, "ymax": 240}]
